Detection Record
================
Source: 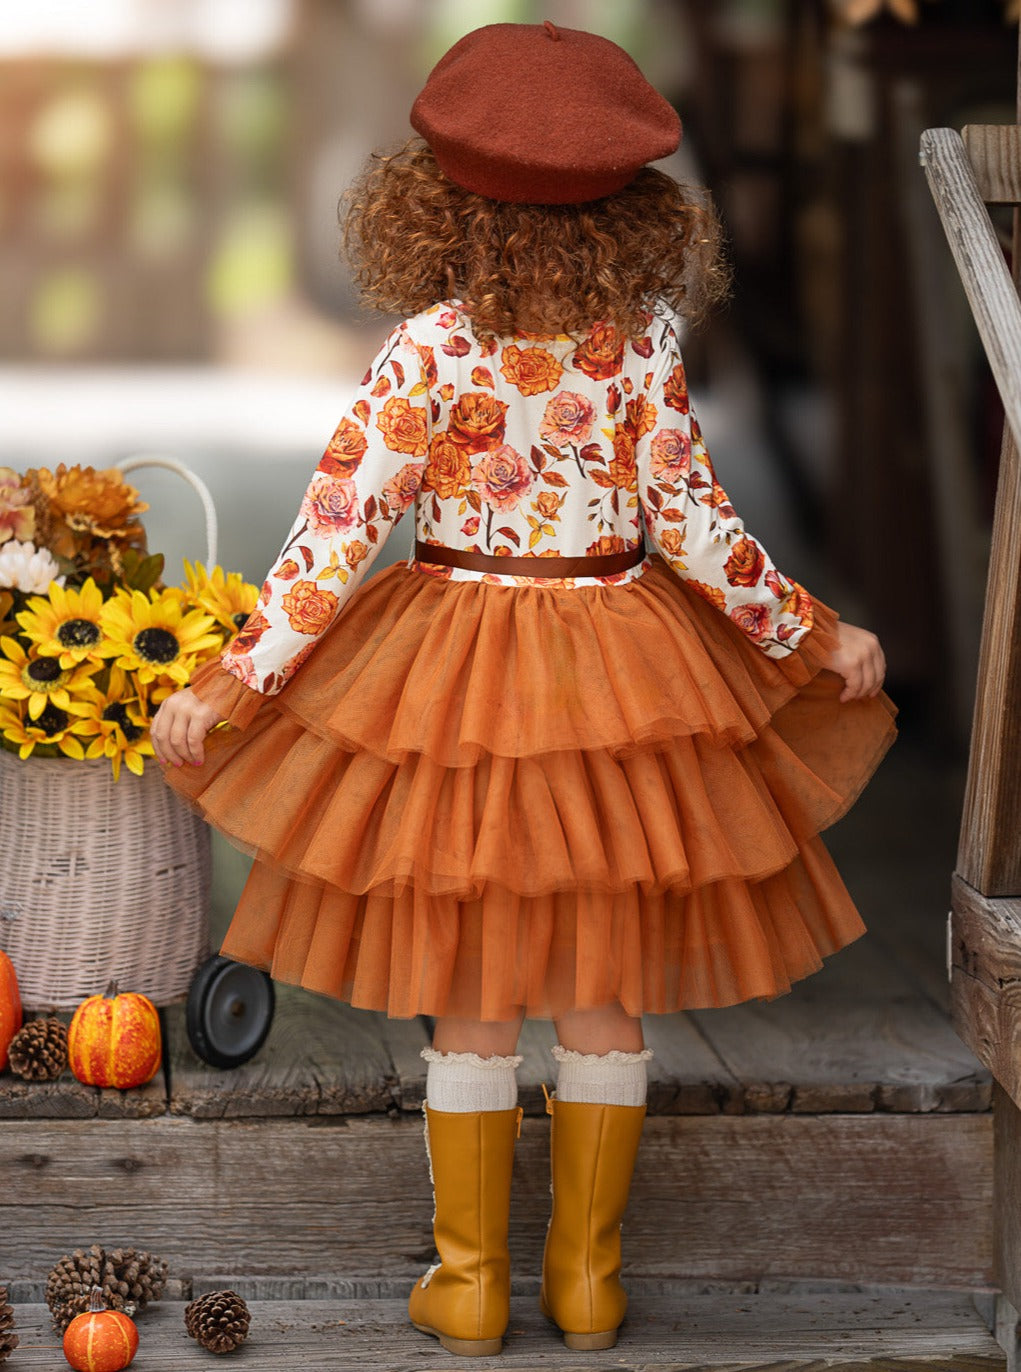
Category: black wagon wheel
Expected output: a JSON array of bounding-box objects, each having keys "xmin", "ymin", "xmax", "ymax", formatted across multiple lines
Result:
[{"xmin": 186, "ymin": 954, "xmax": 275, "ymax": 1069}]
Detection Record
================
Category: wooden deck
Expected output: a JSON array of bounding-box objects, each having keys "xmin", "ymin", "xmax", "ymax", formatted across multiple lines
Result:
[
  {"xmin": 0, "ymin": 737, "xmax": 999, "ymax": 1368},
  {"xmin": 2, "ymin": 1286, "xmax": 1006, "ymax": 1370}
]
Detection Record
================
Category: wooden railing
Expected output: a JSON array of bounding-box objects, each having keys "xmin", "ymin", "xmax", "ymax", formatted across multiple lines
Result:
[{"xmin": 921, "ymin": 126, "xmax": 1021, "ymax": 901}]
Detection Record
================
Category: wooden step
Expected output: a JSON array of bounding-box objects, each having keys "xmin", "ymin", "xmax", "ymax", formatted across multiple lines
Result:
[{"xmin": 5, "ymin": 1287, "xmax": 1005, "ymax": 1370}]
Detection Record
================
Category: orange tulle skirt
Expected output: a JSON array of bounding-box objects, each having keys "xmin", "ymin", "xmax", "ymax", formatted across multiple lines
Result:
[{"xmin": 165, "ymin": 556, "xmax": 897, "ymax": 1021}]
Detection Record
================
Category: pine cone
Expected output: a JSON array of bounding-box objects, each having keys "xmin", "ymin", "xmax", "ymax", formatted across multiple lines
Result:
[
  {"xmin": 0, "ymin": 1286, "xmax": 18, "ymax": 1364},
  {"xmin": 8, "ymin": 1017, "xmax": 68, "ymax": 1080},
  {"xmin": 185, "ymin": 1290, "xmax": 251, "ymax": 1354},
  {"xmin": 46, "ymin": 1244, "xmax": 168, "ymax": 1332}
]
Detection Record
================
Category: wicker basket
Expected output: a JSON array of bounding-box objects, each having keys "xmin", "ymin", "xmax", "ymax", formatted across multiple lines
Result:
[
  {"xmin": 0, "ymin": 455, "xmax": 219, "ymax": 1010},
  {"xmin": 0, "ymin": 749, "xmax": 211, "ymax": 1009}
]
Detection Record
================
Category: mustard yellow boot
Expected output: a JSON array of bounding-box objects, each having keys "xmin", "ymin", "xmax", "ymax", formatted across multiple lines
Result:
[
  {"xmin": 408, "ymin": 1104, "xmax": 521, "ymax": 1357},
  {"xmin": 539, "ymin": 1096, "xmax": 646, "ymax": 1351}
]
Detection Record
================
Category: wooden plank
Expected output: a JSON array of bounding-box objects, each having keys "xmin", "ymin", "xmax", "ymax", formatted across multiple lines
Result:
[
  {"xmin": 921, "ymin": 125, "xmax": 1021, "ymax": 897},
  {"xmin": 995, "ymin": 1083, "xmax": 1021, "ymax": 1333},
  {"xmin": 641, "ymin": 1013, "xmax": 741, "ymax": 1114},
  {"xmin": 949, "ymin": 874, "xmax": 1021, "ymax": 1108},
  {"xmin": 5, "ymin": 1290, "xmax": 1006, "ymax": 1369},
  {"xmin": 964, "ymin": 124, "xmax": 1021, "ymax": 206},
  {"xmin": 691, "ymin": 932, "xmax": 989, "ymax": 1114},
  {"xmin": 368, "ymin": 1012, "xmax": 429, "ymax": 1111},
  {"xmin": 0, "ymin": 1065, "xmax": 167, "ymax": 1120},
  {"xmin": 516, "ymin": 1018, "xmax": 556, "ymax": 1115},
  {"xmin": 165, "ymin": 989, "xmax": 394, "ymax": 1118},
  {"xmin": 0, "ymin": 1111, "xmax": 993, "ymax": 1287}
]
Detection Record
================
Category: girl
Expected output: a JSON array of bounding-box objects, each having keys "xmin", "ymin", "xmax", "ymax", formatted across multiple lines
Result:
[{"xmin": 152, "ymin": 21, "xmax": 895, "ymax": 1359}]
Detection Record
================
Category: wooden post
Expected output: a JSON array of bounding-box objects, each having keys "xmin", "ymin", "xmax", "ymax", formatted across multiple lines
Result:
[{"xmin": 952, "ymin": 32, "xmax": 1021, "ymax": 898}]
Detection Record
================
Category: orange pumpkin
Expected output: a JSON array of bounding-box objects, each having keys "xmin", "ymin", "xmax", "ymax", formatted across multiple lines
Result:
[
  {"xmin": 68, "ymin": 981, "xmax": 161, "ymax": 1089},
  {"xmin": 63, "ymin": 1288, "xmax": 138, "ymax": 1372},
  {"xmin": 0, "ymin": 949, "xmax": 22, "ymax": 1072}
]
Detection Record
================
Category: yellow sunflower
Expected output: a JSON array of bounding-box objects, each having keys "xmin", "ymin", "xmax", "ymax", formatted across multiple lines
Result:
[
  {"xmin": 0, "ymin": 635, "xmax": 100, "ymax": 719},
  {"xmin": 178, "ymin": 560, "xmax": 259, "ymax": 636},
  {"xmin": 16, "ymin": 577, "xmax": 105, "ymax": 667},
  {"xmin": 0, "ymin": 694, "xmax": 93, "ymax": 760},
  {"xmin": 78, "ymin": 667, "xmax": 154, "ymax": 780},
  {"xmin": 99, "ymin": 587, "xmax": 220, "ymax": 686}
]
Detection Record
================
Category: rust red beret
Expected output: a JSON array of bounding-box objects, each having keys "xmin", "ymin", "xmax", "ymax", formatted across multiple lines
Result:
[{"xmin": 410, "ymin": 21, "xmax": 681, "ymax": 205}]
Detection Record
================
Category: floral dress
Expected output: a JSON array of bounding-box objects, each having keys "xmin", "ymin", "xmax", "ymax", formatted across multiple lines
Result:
[{"xmin": 166, "ymin": 303, "xmax": 896, "ymax": 1022}]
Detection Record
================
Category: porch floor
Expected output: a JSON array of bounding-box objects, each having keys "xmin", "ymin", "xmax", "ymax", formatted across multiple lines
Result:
[{"xmin": 5, "ymin": 1286, "xmax": 1006, "ymax": 1371}]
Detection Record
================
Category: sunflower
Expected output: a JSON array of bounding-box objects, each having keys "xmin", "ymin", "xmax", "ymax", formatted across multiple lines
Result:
[
  {"xmin": 177, "ymin": 560, "xmax": 259, "ymax": 636},
  {"xmin": 16, "ymin": 577, "xmax": 105, "ymax": 667},
  {"xmin": 99, "ymin": 587, "xmax": 220, "ymax": 686},
  {"xmin": 78, "ymin": 668, "xmax": 154, "ymax": 780},
  {"xmin": 0, "ymin": 635, "xmax": 99, "ymax": 719},
  {"xmin": 0, "ymin": 695, "xmax": 93, "ymax": 760}
]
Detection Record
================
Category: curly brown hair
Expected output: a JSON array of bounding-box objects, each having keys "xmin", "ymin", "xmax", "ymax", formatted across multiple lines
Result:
[{"xmin": 342, "ymin": 139, "xmax": 729, "ymax": 341}]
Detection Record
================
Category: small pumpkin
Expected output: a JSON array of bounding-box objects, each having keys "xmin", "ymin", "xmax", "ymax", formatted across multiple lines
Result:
[
  {"xmin": 0, "ymin": 949, "xmax": 23, "ymax": 1072},
  {"xmin": 68, "ymin": 982, "xmax": 162, "ymax": 1089},
  {"xmin": 63, "ymin": 1287, "xmax": 138, "ymax": 1372}
]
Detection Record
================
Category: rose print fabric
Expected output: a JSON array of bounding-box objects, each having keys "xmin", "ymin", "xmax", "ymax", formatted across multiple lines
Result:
[
  {"xmin": 221, "ymin": 304, "xmax": 814, "ymax": 699},
  {"xmin": 169, "ymin": 300, "xmax": 897, "ymax": 1021}
]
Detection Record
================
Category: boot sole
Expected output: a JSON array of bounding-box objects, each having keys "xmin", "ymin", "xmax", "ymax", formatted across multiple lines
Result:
[
  {"xmin": 412, "ymin": 1320, "xmax": 503, "ymax": 1357},
  {"xmin": 539, "ymin": 1293, "xmax": 620, "ymax": 1351}
]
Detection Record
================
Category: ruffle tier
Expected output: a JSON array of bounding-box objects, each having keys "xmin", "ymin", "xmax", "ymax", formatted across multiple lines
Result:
[{"xmin": 168, "ymin": 556, "xmax": 897, "ymax": 1020}]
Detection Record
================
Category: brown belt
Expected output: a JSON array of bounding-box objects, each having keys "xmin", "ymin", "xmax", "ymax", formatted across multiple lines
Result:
[{"xmin": 414, "ymin": 539, "xmax": 646, "ymax": 579}]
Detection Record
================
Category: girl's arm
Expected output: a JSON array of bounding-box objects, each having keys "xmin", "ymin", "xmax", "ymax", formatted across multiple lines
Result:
[
  {"xmin": 635, "ymin": 318, "xmax": 884, "ymax": 695},
  {"xmin": 635, "ymin": 320, "xmax": 817, "ymax": 659},
  {"xmin": 152, "ymin": 322, "xmax": 431, "ymax": 765}
]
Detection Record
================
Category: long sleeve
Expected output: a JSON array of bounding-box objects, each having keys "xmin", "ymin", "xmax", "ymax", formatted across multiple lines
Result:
[
  {"xmin": 636, "ymin": 318, "xmax": 814, "ymax": 659},
  {"xmin": 194, "ymin": 321, "xmax": 431, "ymax": 713}
]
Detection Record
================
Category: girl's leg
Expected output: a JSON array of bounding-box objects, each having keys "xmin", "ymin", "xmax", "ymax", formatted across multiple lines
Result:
[
  {"xmin": 542, "ymin": 1001, "xmax": 650, "ymax": 1352},
  {"xmin": 408, "ymin": 1012, "xmax": 525, "ymax": 1357},
  {"xmin": 431, "ymin": 1011, "xmax": 525, "ymax": 1057},
  {"xmin": 553, "ymin": 1001, "xmax": 644, "ymax": 1055}
]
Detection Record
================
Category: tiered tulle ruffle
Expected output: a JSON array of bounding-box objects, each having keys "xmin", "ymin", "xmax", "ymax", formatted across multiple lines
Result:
[{"xmin": 167, "ymin": 556, "xmax": 897, "ymax": 1020}]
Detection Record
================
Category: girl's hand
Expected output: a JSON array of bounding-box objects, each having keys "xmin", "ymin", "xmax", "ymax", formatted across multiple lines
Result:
[
  {"xmin": 151, "ymin": 689, "xmax": 224, "ymax": 768},
  {"xmin": 824, "ymin": 621, "xmax": 887, "ymax": 703}
]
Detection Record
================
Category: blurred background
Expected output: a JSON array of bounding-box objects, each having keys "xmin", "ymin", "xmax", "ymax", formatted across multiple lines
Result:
[{"xmin": 0, "ymin": 0, "xmax": 1016, "ymax": 927}]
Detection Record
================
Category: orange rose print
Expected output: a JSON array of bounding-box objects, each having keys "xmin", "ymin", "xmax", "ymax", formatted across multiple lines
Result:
[
  {"xmin": 648, "ymin": 429, "xmax": 692, "ymax": 482},
  {"xmin": 586, "ymin": 534, "xmax": 627, "ymax": 556},
  {"xmin": 282, "ymin": 580, "xmax": 339, "ymax": 636},
  {"xmin": 301, "ymin": 473, "xmax": 360, "ymax": 535},
  {"xmin": 573, "ymin": 322, "xmax": 625, "ymax": 380},
  {"xmin": 663, "ymin": 364, "xmax": 690, "ymax": 414},
  {"xmin": 382, "ymin": 462, "xmax": 424, "ymax": 513},
  {"xmin": 625, "ymin": 396, "xmax": 657, "ymax": 441},
  {"xmin": 231, "ymin": 609, "xmax": 270, "ymax": 656},
  {"xmin": 345, "ymin": 540, "xmax": 368, "ymax": 568},
  {"xmin": 657, "ymin": 527, "xmax": 686, "ymax": 560},
  {"xmin": 225, "ymin": 652, "xmax": 257, "ymax": 687},
  {"xmin": 729, "ymin": 603, "xmax": 771, "ymax": 640},
  {"xmin": 471, "ymin": 446, "xmax": 533, "ymax": 512},
  {"xmin": 319, "ymin": 418, "xmax": 368, "ymax": 477},
  {"xmin": 499, "ymin": 345, "xmax": 563, "ymax": 396},
  {"xmin": 376, "ymin": 396, "xmax": 429, "ymax": 457},
  {"xmin": 724, "ymin": 537, "xmax": 766, "ymax": 588},
  {"xmin": 609, "ymin": 428, "xmax": 636, "ymax": 489},
  {"xmin": 535, "ymin": 491, "xmax": 561, "ymax": 520},
  {"xmin": 447, "ymin": 393, "xmax": 509, "ymax": 451},
  {"xmin": 539, "ymin": 392, "xmax": 596, "ymax": 448},
  {"xmin": 687, "ymin": 580, "xmax": 726, "ymax": 611},
  {"xmin": 423, "ymin": 434, "xmax": 472, "ymax": 499}
]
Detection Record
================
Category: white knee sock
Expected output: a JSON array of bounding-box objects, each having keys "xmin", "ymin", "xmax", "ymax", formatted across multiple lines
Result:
[
  {"xmin": 421, "ymin": 1048, "xmax": 522, "ymax": 1112},
  {"xmin": 552, "ymin": 1044, "xmax": 653, "ymax": 1106}
]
